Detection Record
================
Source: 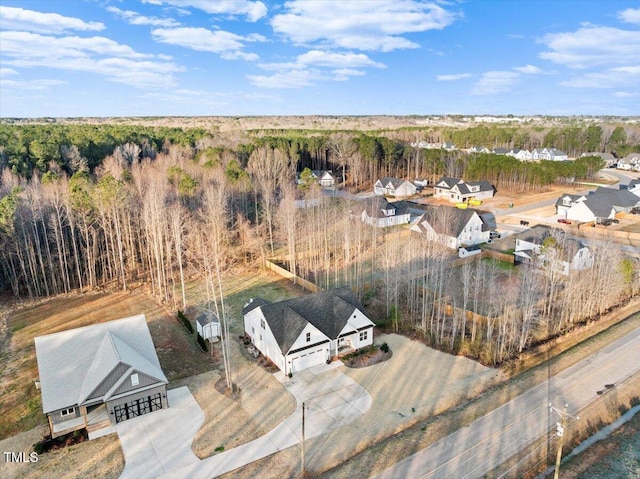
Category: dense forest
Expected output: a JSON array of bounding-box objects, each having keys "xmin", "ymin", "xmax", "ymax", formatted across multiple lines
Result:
[{"xmin": 0, "ymin": 120, "xmax": 638, "ymax": 364}]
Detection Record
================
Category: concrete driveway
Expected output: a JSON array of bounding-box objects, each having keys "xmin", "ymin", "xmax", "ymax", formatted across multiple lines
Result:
[
  {"xmin": 117, "ymin": 387, "xmax": 204, "ymax": 479},
  {"xmin": 117, "ymin": 361, "xmax": 371, "ymax": 479}
]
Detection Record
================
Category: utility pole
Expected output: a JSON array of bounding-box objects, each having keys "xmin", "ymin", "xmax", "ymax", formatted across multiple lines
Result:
[
  {"xmin": 549, "ymin": 403, "xmax": 579, "ymax": 479},
  {"xmin": 301, "ymin": 402, "xmax": 306, "ymax": 478}
]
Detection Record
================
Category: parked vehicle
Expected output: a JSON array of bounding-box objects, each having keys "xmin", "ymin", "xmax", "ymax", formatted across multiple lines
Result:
[
  {"xmin": 557, "ymin": 218, "xmax": 571, "ymax": 224},
  {"xmin": 489, "ymin": 231, "xmax": 500, "ymax": 239}
]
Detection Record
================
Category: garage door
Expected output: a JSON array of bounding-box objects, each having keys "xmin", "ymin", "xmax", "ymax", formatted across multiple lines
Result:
[
  {"xmin": 113, "ymin": 393, "xmax": 163, "ymax": 423},
  {"xmin": 291, "ymin": 348, "xmax": 326, "ymax": 373}
]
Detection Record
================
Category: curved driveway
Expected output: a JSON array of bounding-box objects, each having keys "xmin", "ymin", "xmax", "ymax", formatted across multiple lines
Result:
[{"xmin": 118, "ymin": 361, "xmax": 371, "ymax": 479}]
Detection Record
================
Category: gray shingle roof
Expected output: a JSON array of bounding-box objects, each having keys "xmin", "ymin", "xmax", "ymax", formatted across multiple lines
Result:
[
  {"xmin": 34, "ymin": 315, "xmax": 167, "ymax": 414},
  {"xmin": 356, "ymin": 196, "xmax": 407, "ymax": 218},
  {"xmin": 415, "ymin": 205, "xmax": 478, "ymax": 237},
  {"xmin": 196, "ymin": 311, "xmax": 219, "ymax": 327},
  {"xmin": 251, "ymin": 287, "xmax": 367, "ymax": 354},
  {"xmin": 436, "ymin": 177, "xmax": 461, "ymax": 189}
]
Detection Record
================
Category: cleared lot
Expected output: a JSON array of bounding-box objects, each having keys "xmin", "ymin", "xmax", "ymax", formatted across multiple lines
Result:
[{"xmin": 216, "ymin": 333, "xmax": 503, "ymax": 478}]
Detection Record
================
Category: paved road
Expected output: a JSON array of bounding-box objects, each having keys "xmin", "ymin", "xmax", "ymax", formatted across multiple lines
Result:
[{"xmin": 371, "ymin": 319, "xmax": 640, "ymax": 479}]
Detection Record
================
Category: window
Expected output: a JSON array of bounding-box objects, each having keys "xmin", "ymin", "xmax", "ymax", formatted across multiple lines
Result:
[
  {"xmin": 131, "ymin": 373, "xmax": 139, "ymax": 386},
  {"xmin": 252, "ymin": 326, "xmax": 255, "ymax": 334},
  {"xmin": 359, "ymin": 331, "xmax": 368, "ymax": 341},
  {"xmin": 60, "ymin": 407, "xmax": 75, "ymax": 418},
  {"xmin": 260, "ymin": 319, "xmax": 265, "ymax": 329},
  {"xmin": 306, "ymin": 332, "xmax": 311, "ymax": 342}
]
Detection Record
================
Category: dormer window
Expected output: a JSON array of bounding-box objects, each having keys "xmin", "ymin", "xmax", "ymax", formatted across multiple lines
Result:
[
  {"xmin": 60, "ymin": 407, "xmax": 75, "ymax": 417},
  {"xmin": 131, "ymin": 373, "xmax": 139, "ymax": 386}
]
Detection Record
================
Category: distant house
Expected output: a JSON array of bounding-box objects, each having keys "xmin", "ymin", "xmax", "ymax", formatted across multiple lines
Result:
[
  {"xmin": 492, "ymin": 147, "xmax": 509, "ymax": 155},
  {"xmin": 433, "ymin": 177, "xmax": 495, "ymax": 203},
  {"xmin": 243, "ymin": 287, "xmax": 375, "ymax": 375},
  {"xmin": 298, "ymin": 169, "xmax": 336, "ymax": 187},
  {"xmin": 373, "ymin": 177, "xmax": 417, "ymax": 197},
  {"xmin": 514, "ymin": 225, "xmax": 593, "ymax": 275},
  {"xmin": 617, "ymin": 153, "xmax": 640, "ymax": 172},
  {"xmin": 468, "ymin": 145, "xmax": 490, "ymax": 154},
  {"xmin": 556, "ymin": 187, "xmax": 640, "ymax": 223},
  {"xmin": 34, "ymin": 315, "xmax": 169, "ymax": 439},
  {"xmin": 532, "ymin": 148, "xmax": 568, "ymax": 161},
  {"xmin": 581, "ymin": 152, "xmax": 616, "ymax": 168},
  {"xmin": 507, "ymin": 148, "xmax": 533, "ymax": 161},
  {"xmin": 196, "ymin": 311, "xmax": 220, "ymax": 341},
  {"xmin": 410, "ymin": 205, "xmax": 491, "ymax": 249},
  {"xmin": 622, "ymin": 179, "xmax": 640, "ymax": 197},
  {"xmin": 355, "ymin": 196, "xmax": 410, "ymax": 228}
]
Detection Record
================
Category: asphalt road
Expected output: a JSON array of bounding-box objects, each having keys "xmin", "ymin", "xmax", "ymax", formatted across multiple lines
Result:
[{"xmin": 371, "ymin": 316, "xmax": 640, "ymax": 479}]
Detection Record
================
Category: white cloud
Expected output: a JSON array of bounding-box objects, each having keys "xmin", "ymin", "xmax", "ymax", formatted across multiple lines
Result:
[
  {"xmin": 612, "ymin": 91, "xmax": 639, "ymax": 98},
  {"xmin": 248, "ymin": 69, "xmax": 319, "ymax": 88},
  {"xmin": 143, "ymin": 0, "xmax": 267, "ymax": 22},
  {"xmin": 0, "ymin": 68, "xmax": 19, "ymax": 77},
  {"xmin": 0, "ymin": 78, "xmax": 66, "ymax": 90},
  {"xmin": 618, "ymin": 7, "xmax": 640, "ymax": 25},
  {"xmin": 295, "ymin": 50, "xmax": 385, "ymax": 69},
  {"xmin": 271, "ymin": 0, "xmax": 457, "ymax": 51},
  {"xmin": 0, "ymin": 31, "xmax": 181, "ymax": 88},
  {"xmin": 333, "ymin": 68, "xmax": 366, "ymax": 81},
  {"xmin": 0, "ymin": 6, "xmax": 104, "ymax": 34},
  {"xmin": 436, "ymin": 73, "xmax": 471, "ymax": 81},
  {"xmin": 471, "ymin": 71, "xmax": 519, "ymax": 95},
  {"xmin": 107, "ymin": 7, "xmax": 180, "ymax": 27},
  {"xmin": 561, "ymin": 65, "xmax": 640, "ymax": 88},
  {"xmin": 514, "ymin": 64, "xmax": 543, "ymax": 74},
  {"xmin": 539, "ymin": 24, "xmax": 640, "ymax": 69},
  {"xmin": 252, "ymin": 50, "xmax": 385, "ymax": 88},
  {"xmin": 151, "ymin": 27, "xmax": 262, "ymax": 60}
]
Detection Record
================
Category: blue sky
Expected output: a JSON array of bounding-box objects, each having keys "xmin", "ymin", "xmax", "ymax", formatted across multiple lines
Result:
[{"xmin": 1, "ymin": 0, "xmax": 639, "ymax": 117}]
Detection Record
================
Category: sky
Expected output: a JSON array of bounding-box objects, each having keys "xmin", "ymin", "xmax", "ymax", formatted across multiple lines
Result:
[{"xmin": 0, "ymin": 0, "xmax": 639, "ymax": 117}]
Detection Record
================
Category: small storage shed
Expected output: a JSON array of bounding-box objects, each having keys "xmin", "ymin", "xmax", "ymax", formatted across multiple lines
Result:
[{"xmin": 196, "ymin": 312, "xmax": 220, "ymax": 341}]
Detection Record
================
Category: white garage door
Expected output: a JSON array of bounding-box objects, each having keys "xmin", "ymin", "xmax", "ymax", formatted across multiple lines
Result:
[{"xmin": 290, "ymin": 347, "xmax": 326, "ymax": 373}]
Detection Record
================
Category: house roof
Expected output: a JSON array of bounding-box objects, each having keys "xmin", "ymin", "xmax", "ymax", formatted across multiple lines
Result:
[
  {"xmin": 34, "ymin": 315, "xmax": 167, "ymax": 414},
  {"xmin": 195, "ymin": 311, "xmax": 219, "ymax": 327},
  {"xmin": 242, "ymin": 297, "xmax": 271, "ymax": 315},
  {"xmin": 514, "ymin": 225, "xmax": 586, "ymax": 262},
  {"xmin": 414, "ymin": 205, "xmax": 479, "ymax": 237},
  {"xmin": 492, "ymin": 147, "xmax": 508, "ymax": 154},
  {"xmin": 357, "ymin": 196, "xmax": 407, "ymax": 218},
  {"xmin": 377, "ymin": 177, "xmax": 411, "ymax": 189},
  {"xmin": 249, "ymin": 287, "xmax": 369, "ymax": 354},
  {"xmin": 591, "ymin": 187, "xmax": 640, "ymax": 208},
  {"xmin": 435, "ymin": 177, "xmax": 461, "ymax": 189},
  {"xmin": 581, "ymin": 152, "xmax": 615, "ymax": 161},
  {"xmin": 456, "ymin": 180, "xmax": 494, "ymax": 195}
]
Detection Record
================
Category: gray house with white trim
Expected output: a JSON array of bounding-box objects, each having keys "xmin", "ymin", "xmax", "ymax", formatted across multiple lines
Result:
[{"xmin": 34, "ymin": 315, "xmax": 168, "ymax": 439}]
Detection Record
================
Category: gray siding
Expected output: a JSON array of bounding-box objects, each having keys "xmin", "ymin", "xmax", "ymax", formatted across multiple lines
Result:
[
  {"xmin": 111, "ymin": 371, "xmax": 161, "ymax": 396},
  {"xmin": 86, "ymin": 363, "xmax": 129, "ymax": 402},
  {"xmin": 50, "ymin": 406, "xmax": 80, "ymax": 425}
]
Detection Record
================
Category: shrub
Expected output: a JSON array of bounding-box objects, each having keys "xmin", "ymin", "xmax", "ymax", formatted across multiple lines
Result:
[
  {"xmin": 380, "ymin": 342, "xmax": 390, "ymax": 353},
  {"xmin": 196, "ymin": 332, "xmax": 208, "ymax": 352},
  {"xmin": 177, "ymin": 310, "xmax": 194, "ymax": 333}
]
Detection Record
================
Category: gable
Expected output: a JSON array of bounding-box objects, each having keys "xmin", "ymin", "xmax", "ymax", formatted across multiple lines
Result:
[{"xmin": 110, "ymin": 370, "xmax": 165, "ymax": 398}]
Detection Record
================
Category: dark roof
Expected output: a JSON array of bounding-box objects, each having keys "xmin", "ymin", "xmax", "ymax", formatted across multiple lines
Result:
[
  {"xmin": 515, "ymin": 225, "xmax": 585, "ymax": 262},
  {"xmin": 435, "ymin": 177, "xmax": 461, "ymax": 189},
  {"xmin": 242, "ymin": 297, "xmax": 271, "ymax": 315},
  {"xmin": 415, "ymin": 205, "xmax": 479, "ymax": 237},
  {"xmin": 255, "ymin": 287, "xmax": 366, "ymax": 354},
  {"xmin": 591, "ymin": 187, "xmax": 640, "ymax": 208},
  {"xmin": 196, "ymin": 311, "xmax": 219, "ymax": 327},
  {"xmin": 492, "ymin": 147, "xmax": 508, "ymax": 154},
  {"xmin": 358, "ymin": 196, "xmax": 407, "ymax": 218},
  {"xmin": 478, "ymin": 212, "xmax": 496, "ymax": 231},
  {"xmin": 377, "ymin": 177, "xmax": 411, "ymax": 189}
]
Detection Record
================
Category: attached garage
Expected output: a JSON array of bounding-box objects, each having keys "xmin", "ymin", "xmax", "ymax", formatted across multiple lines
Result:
[
  {"xmin": 113, "ymin": 393, "xmax": 163, "ymax": 423},
  {"xmin": 289, "ymin": 346, "xmax": 327, "ymax": 373}
]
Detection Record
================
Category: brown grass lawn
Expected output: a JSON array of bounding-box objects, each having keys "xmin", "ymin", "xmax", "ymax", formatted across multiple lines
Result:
[{"xmin": 0, "ymin": 290, "xmax": 218, "ymax": 442}]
